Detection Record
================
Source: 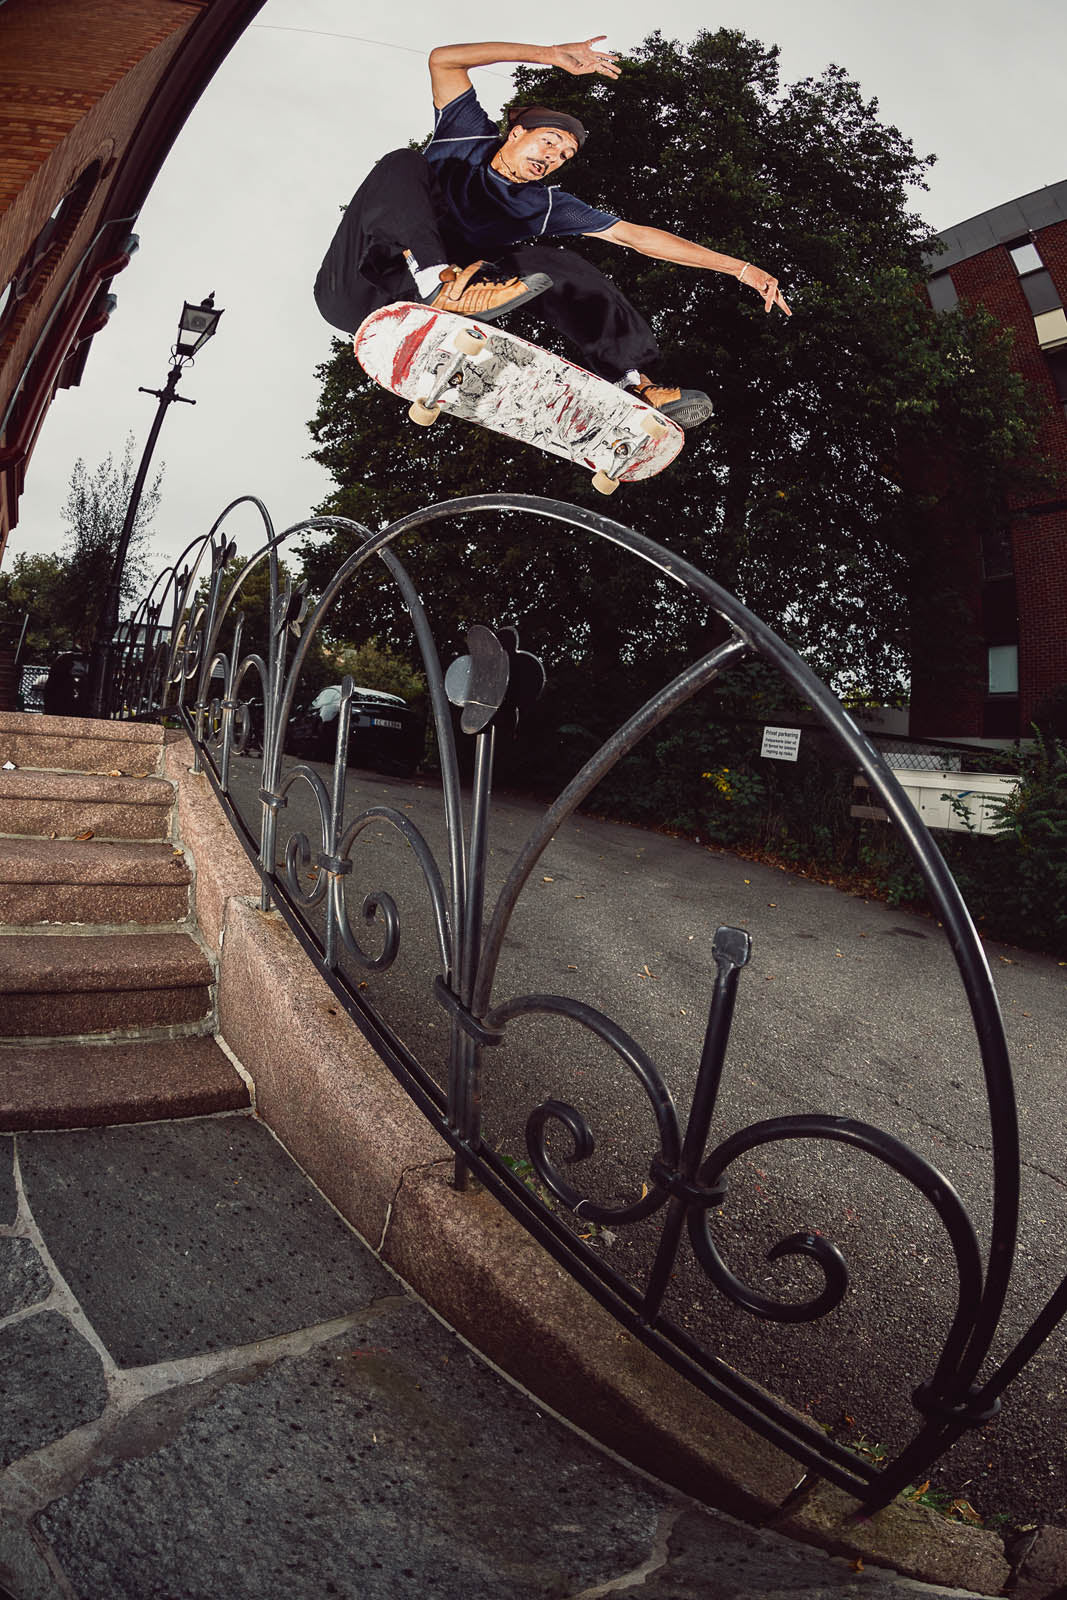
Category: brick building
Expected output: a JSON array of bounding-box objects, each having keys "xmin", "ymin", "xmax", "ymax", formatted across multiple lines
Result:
[
  {"xmin": 0, "ymin": 0, "xmax": 264, "ymax": 565},
  {"xmin": 911, "ymin": 179, "xmax": 1067, "ymax": 739}
]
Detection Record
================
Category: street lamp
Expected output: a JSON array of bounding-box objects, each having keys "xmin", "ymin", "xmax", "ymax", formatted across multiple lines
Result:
[
  {"xmin": 87, "ymin": 293, "xmax": 223, "ymax": 717},
  {"xmin": 175, "ymin": 295, "xmax": 224, "ymax": 359}
]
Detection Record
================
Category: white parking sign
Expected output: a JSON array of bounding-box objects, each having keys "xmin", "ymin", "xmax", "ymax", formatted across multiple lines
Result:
[{"xmin": 761, "ymin": 725, "xmax": 801, "ymax": 762}]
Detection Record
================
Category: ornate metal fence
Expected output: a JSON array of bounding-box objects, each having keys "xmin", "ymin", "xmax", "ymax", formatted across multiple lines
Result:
[{"xmin": 104, "ymin": 491, "xmax": 1067, "ymax": 1516}]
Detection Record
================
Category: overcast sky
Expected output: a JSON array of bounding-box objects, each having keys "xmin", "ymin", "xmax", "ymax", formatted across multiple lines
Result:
[{"xmin": 8, "ymin": 0, "xmax": 1066, "ymax": 578}]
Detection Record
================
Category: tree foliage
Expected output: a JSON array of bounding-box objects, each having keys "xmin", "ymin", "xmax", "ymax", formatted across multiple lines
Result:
[
  {"xmin": 59, "ymin": 435, "xmax": 162, "ymax": 648},
  {"xmin": 302, "ymin": 28, "xmax": 1039, "ymax": 700},
  {"xmin": 0, "ymin": 551, "xmax": 74, "ymax": 657}
]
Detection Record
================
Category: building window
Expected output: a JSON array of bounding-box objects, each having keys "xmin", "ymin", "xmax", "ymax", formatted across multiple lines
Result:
[
  {"xmin": 1006, "ymin": 235, "xmax": 1066, "ymax": 348},
  {"xmin": 988, "ymin": 644, "xmax": 1019, "ymax": 695},
  {"xmin": 1020, "ymin": 270, "xmax": 1063, "ymax": 316},
  {"xmin": 981, "ymin": 525, "xmax": 1013, "ymax": 580},
  {"xmin": 1047, "ymin": 348, "xmax": 1067, "ymax": 417},
  {"xmin": 1035, "ymin": 307, "xmax": 1067, "ymax": 352},
  {"xmin": 1009, "ymin": 239, "xmax": 1044, "ymax": 275},
  {"xmin": 927, "ymin": 271, "xmax": 959, "ymax": 313}
]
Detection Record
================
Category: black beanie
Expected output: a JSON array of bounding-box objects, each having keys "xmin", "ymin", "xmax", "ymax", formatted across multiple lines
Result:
[{"xmin": 506, "ymin": 104, "xmax": 588, "ymax": 149}]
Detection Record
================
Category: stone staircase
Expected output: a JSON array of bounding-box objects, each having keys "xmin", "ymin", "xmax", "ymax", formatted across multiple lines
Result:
[{"xmin": 0, "ymin": 710, "xmax": 250, "ymax": 1130}]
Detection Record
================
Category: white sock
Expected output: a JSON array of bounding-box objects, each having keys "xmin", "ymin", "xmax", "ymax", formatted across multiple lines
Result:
[
  {"xmin": 620, "ymin": 368, "xmax": 642, "ymax": 388},
  {"xmin": 413, "ymin": 263, "xmax": 448, "ymax": 300}
]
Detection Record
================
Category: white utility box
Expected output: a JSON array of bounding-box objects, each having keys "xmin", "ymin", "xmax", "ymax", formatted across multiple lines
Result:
[{"xmin": 852, "ymin": 769, "xmax": 1018, "ymax": 833}]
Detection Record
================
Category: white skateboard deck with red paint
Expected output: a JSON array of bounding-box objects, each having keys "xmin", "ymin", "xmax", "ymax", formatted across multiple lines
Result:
[{"xmin": 353, "ymin": 301, "xmax": 684, "ymax": 491}]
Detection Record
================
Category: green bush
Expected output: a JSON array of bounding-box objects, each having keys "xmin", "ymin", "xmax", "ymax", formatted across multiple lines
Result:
[{"xmin": 494, "ymin": 660, "xmax": 1067, "ymax": 958}]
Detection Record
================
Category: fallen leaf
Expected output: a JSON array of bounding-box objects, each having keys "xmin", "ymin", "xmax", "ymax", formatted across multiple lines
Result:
[
  {"xmin": 107, "ymin": 769, "xmax": 123, "ymax": 777},
  {"xmin": 909, "ymin": 1480, "xmax": 930, "ymax": 1500},
  {"xmin": 950, "ymin": 1499, "xmax": 983, "ymax": 1525},
  {"xmin": 851, "ymin": 1558, "xmax": 864, "ymax": 1573},
  {"xmin": 543, "ymin": 875, "xmax": 554, "ymax": 882},
  {"xmin": 73, "ymin": 829, "xmax": 94, "ymax": 841}
]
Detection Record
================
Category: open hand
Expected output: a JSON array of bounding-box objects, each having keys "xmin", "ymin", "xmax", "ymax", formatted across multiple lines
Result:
[{"xmin": 552, "ymin": 36, "xmax": 621, "ymax": 79}]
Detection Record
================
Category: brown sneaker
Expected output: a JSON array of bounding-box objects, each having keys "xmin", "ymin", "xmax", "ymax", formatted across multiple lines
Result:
[
  {"xmin": 427, "ymin": 261, "xmax": 552, "ymax": 322},
  {"xmin": 628, "ymin": 374, "xmax": 714, "ymax": 429}
]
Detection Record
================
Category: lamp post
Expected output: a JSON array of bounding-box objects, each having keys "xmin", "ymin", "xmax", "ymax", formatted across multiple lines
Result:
[{"xmin": 87, "ymin": 293, "xmax": 223, "ymax": 717}]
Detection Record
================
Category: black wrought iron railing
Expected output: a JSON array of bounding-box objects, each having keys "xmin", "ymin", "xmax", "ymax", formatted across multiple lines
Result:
[{"xmin": 101, "ymin": 491, "xmax": 1066, "ymax": 1516}]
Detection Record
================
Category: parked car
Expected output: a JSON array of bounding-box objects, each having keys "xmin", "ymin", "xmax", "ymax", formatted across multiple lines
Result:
[{"xmin": 286, "ymin": 683, "xmax": 424, "ymax": 777}]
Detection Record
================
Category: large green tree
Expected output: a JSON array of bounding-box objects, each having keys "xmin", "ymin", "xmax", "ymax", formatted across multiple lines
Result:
[{"xmin": 301, "ymin": 28, "xmax": 1038, "ymax": 700}]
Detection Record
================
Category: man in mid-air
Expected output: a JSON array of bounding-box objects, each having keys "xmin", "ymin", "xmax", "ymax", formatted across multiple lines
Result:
[{"xmin": 315, "ymin": 35, "xmax": 791, "ymax": 429}]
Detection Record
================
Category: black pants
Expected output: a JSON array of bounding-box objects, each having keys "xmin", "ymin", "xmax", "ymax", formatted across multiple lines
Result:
[{"xmin": 313, "ymin": 148, "xmax": 659, "ymax": 382}]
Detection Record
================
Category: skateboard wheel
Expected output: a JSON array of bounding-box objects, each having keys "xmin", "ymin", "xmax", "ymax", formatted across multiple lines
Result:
[
  {"xmin": 408, "ymin": 399, "xmax": 440, "ymax": 426},
  {"xmin": 453, "ymin": 326, "xmax": 488, "ymax": 356},
  {"xmin": 591, "ymin": 470, "xmax": 620, "ymax": 496},
  {"xmin": 640, "ymin": 411, "xmax": 670, "ymax": 440}
]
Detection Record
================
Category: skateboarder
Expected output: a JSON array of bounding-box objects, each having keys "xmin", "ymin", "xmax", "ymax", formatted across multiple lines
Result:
[{"xmin": 314, "ymin": 35, "xmax": 791, "ymax": 429}]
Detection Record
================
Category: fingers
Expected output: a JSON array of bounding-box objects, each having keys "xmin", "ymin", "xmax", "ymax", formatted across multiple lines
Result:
[
  {"xmin": 763, "ymin": 282, "xmax": 791, "ymax": 317},
  {"xmin": 558, "ymin": 37, "xmax": 621, "ymax": 77},
  {"xmin": 745, "ymin": 268, "xmax": 792, "ymax": 317}
]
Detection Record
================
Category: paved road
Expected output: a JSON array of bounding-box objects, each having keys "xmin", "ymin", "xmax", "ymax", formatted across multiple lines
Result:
[{"xmin": 224, "ymin": 750, "xmax": 1067, "ymax": 1532}]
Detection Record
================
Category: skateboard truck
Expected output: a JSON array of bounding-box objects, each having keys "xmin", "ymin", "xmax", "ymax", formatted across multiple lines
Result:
[
  {"xmin": 591, "ymin": 414, "xmax": 671, "ymax": 495},
  {"xmin": 409, "ymin": 325, "xmax": 489, "ymax": 426}
]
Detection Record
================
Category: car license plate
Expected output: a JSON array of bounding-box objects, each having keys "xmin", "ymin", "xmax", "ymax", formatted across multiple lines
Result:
[{"xmin": 370, "ymin": 717, "xmax": 402, "ymax": 730}]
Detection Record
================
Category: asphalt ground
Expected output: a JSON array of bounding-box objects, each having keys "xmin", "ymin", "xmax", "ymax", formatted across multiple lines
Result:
[{"xmin": 223, "ymin": 749, "xmax": 1067, "ymax": 1534}]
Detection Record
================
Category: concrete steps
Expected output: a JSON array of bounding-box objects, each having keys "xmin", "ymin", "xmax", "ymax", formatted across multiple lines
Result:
[
  {"xmin": 0, "ymin": 1035, "xmax": 247, "ymax": 1129},
  {"xmin": 0, "ymin": 708, "xmax": 166, "ymax": 775},
  {"xmin": 0, "ymin": 711, "xmax": 249, "ymax": 1129},
  {"xmin": 0, "ymin": 767, "xmax": 175, "ymax": 839},
  {"xmin": 0, "ymin": 929, "xmax": 214, "ymax": 1036},
  {"xmin": 0, "ymin": 836, "xmax": 192, "ymax": 924}
]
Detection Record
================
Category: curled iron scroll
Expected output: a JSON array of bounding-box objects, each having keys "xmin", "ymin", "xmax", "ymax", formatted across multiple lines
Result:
[
  {"xmin": 484, "ymin": 992, "xmax": 682, "ymax": 1226},
  {"xmin": 688, "ymin": 1115, "xmax": 984, "ymax": 1338}
]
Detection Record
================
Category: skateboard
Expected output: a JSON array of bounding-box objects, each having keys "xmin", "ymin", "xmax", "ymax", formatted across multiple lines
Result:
[{"xmin": 353, "ymin": 301, "xmax": 685, "ymax": 494}]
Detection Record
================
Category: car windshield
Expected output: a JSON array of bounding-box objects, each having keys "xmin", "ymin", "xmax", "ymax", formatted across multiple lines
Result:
[{"xmin": 308, "ymin": 684, "xmax": 406, "ymax": 721}]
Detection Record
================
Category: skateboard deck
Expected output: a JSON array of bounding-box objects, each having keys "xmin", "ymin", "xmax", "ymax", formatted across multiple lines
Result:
[{"xmin": 353, "ymin": 301, "xmax": 684, "ymax": 493}]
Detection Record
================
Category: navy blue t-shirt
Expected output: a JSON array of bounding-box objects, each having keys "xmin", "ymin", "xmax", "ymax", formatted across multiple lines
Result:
[{"xmin": 426, "ymin": 87, "xmax": 618, "ymax": 256}]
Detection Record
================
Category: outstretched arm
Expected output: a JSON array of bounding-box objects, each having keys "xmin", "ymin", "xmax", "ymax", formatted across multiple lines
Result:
[
  {"xmin": 428, "ymin": 36, "xmax": 620, "ymax": 109},
  {"xmin": 593, "ymin": 219, "xmax": 791, "ymax": 316}
]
